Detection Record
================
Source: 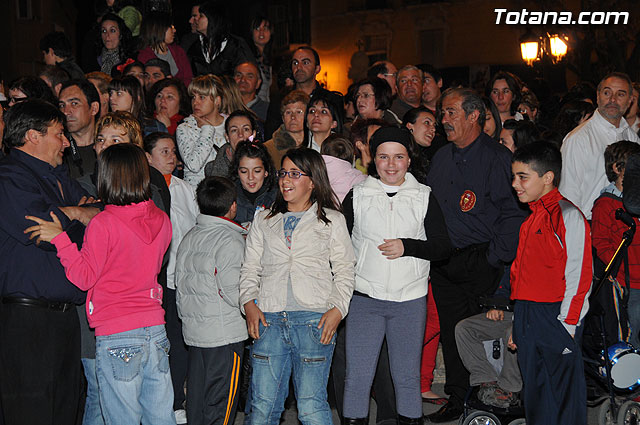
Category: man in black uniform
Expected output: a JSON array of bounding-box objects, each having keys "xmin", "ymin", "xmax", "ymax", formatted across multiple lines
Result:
[{"xmin": 425, "ymin": 87, "xmax": 526, "ymax": 423}]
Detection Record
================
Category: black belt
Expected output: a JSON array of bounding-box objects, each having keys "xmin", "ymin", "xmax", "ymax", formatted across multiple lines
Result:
[{"xmin": 1, "ymin": 296, "xmax": 75, "ymax": 312}]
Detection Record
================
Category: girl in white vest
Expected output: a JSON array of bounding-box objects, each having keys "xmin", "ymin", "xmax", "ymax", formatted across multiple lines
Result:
[{"xmin": 341, "ymin": 127, "xmax": 452, "ymax": 425}]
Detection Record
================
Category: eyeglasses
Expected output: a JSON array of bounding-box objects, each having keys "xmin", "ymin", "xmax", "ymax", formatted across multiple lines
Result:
[
  {"xmin": 354, "ymin": 93, "xmax": 374, "ymax": 100},
  {"xmin": 382, "ymin": 73, "xmax": 397, "ymax": 77},
  {"xmin": 277, "ymin": 170, "xmax": 308, "ymax": 179}
]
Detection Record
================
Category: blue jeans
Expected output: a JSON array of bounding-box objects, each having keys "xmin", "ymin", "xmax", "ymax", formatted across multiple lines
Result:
[
  {"xmin": 81, "ymin": 358, "xmax": 105, "ymax": 425},
  {"xmin": 249, "ymin": 311, "xmax": 336, "ymax": 425},
  {"xmin": 95, "ymin": 325, "xmax": 175, "ymax": 425}
]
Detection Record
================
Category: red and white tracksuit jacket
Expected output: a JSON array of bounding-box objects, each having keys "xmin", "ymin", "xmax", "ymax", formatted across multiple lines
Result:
[{"xmin": 510, "ymin": 188, "xmax": 593, "ymax": 334}]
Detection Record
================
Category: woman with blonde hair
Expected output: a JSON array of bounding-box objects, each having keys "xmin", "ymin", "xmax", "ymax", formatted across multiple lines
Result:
[{"xmin": 176, "ymin": 74, "xmax": 227, "ymax": 187}]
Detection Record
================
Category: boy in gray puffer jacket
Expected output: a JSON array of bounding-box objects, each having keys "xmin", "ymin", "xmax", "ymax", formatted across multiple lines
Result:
[{"xmin": 176, "ymin": 176, "xmax": 248, "ymax": 425}]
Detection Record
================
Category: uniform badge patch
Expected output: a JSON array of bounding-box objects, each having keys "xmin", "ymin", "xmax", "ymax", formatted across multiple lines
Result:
[{"xmin": 460, "ymin": 190, "xmax": 476, "ymax": 212}]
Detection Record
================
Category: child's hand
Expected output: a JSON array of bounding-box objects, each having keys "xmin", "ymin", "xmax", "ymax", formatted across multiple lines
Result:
[
  {"xmin": 318, "ymin": 307, "xmax": 341, "ymax": 344},
  {"xmin": 378, "ymin": 239, "xmax": 404, "ymax": 259},
  {"xmin": 244, "ymin": 301, "xmax": 267, "ymax": 339},
  {"xmin": 24, "ymin": 212, "xmax": 63, "ymax": 244}
]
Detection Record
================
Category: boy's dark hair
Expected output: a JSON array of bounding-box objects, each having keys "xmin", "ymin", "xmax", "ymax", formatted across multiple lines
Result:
[
  {"xmin": 144, "ymin": 58, "xmax": 172, "ymax": 79},
  {"xmin": 97, "ymin": 144, "xmax": 152, "ymax": 205},
  {"xmin": 3, "ymin": 99, "xmax": 65, "ymax": 148},
  {"xmin": 196, "ymin": 176, "xmax": 237, "ymax": 217},
  {"xmin": 512, "ymin": 141, "xmax": 562, "ymax": 187},
  {"xmin": 418, "ymin": 63, "xmax": 442, "ymax": 84},
  {"xmin": 39, "ymin": 65, "xmax": 71, "ymax": 89},
  {"xmin": 39, "ymin": 31, "xmax": 73, "ymax": 59},
  {"xmin": 503, "ymin": 119, "xmax": 541, "ymax": 150},
  {"xmin": 321, "ymin": 134, "xmax": 355, "ymax": 162},
  {"xmin": 9, "ymin": 76, "xmax": 58, "ymax": 106},
  {"xmin": 604, "ymin": 140, "xmax": 640, "ymax": 182},
  {"xmin": 143, "ymin": 132, "xmax": 175, "ymax": 154}
]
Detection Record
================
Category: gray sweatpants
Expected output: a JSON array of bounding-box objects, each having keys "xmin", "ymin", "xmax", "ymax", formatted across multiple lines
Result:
[
  {"xmin": 343, "ymin": 294, "xmax": 426, "ymax": 419},
  {"xmin": 454, "ymin": 311, "xmax": 522, "ymax": 392}
]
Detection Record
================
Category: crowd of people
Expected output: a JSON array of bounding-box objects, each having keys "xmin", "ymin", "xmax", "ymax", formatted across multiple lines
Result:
[{"xmin": 0, "ymin": 1, "xmax": 639, "ymax": 425}]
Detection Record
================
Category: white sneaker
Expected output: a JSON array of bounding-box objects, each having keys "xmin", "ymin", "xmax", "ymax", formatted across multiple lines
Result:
[{"xmin": 175, "ymin": 409, "xmax": 187, "ymax": 424}]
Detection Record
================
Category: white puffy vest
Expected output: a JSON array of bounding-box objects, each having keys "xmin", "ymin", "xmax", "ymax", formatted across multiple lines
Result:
[{"xmin": 352, "ymin": 173, "xmax": 431, "ymax": 301}]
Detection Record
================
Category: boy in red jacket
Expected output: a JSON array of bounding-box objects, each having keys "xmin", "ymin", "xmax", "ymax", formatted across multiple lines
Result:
[{"xmin": 509, "ymin": 142, "xmax": 592, "ymax": 425}]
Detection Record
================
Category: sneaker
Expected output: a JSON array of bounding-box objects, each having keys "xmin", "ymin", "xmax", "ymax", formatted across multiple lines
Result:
[{"xmin": 175, "ymin": 409, "xmax": 187, "ymax": 424}]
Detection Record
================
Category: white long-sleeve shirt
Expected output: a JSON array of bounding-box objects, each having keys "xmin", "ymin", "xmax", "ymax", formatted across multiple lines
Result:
[
  {"xmin": 176, "ymin": 114, "xmax": 227, "ymax": 188},
  {"xmin": 559, "ymin": 109, "xmax": 640, "ymax": 219}
]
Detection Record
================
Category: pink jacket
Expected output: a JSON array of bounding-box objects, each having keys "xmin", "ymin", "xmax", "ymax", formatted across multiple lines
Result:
[
  {"xmin": 322, "ymin": 155, "xmax": 366, "ymax": 202},
  {"xmin": 138, "ymin": 44, "xmax": 193, "ymax": 88},
  {"xmin": 52, "ymin": 200, "xmax": 172, "ymax": 336}
]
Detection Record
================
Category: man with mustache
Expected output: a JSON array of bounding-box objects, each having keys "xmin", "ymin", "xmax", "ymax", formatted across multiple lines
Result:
[
  {"xmin": 425, "ymin": 87, "xmax": 526, "ymax": 423},
  {"xmin": 390, "ymin": 65, "xmax": 423, "ymax": 121},
  {"xmin": 560, "ymin": 72, "xmax": 639, "ymax": 220}
]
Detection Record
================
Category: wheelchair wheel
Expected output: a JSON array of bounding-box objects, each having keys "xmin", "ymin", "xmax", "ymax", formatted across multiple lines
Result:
[
  {"xmin": 599, "ymin": 400, "xmax": 615, "ymax": 425},
  {"xmin": 460, "ymin": 410, "xmax": 501, "ymax": 425},
  {"xmin": 617, "ymin": 401, "xmax": 640, "ymax": 425},
  {"xmin": 507, "ymin": 419, "xmax": 526, "ymax": 425}
]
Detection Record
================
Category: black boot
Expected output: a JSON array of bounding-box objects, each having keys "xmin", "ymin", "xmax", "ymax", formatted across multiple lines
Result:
[
  {"xmin": 343, "ymin": 418, "xmax": 367, "ymax": 425},
  {"xmin": 398, "ymin": 414, "xmax": 423, "ymax": 425}
]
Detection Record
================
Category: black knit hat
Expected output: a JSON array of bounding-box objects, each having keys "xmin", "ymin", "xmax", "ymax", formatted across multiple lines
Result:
[{"xmin": 369, "ymin": 126, "xmax": 414, "ymax": 156}]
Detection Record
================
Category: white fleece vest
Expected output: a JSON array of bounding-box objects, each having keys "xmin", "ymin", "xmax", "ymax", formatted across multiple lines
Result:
[{"xmin": 352, "ymin": 173, "xmax": 430, "ymax": 301}]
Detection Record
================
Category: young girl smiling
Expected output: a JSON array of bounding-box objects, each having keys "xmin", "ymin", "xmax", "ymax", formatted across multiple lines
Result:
[{"xmin": 239, "ymin": 148, "xmax": 355, "ymax": 425}]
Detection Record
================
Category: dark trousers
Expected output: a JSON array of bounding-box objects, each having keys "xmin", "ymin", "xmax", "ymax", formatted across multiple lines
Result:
[
  {"xmin": 331, "ymin": 322, "xmax": 397, "ymax": 424},
  {"xmin": 430, "ymin": 244, "xmax": 501, "ymax": 405},
  {"xmin": 513, "ymin": 301, "xmax": 587, "ymax": 425},
  {"xmin": 165, "ymin": 287, "xmax": 189, "ymax": 410},
  {"xmin": 0, "ymin": 302, "xmax": 82, "ymax": 425},
  {"xmin": 187, "ymin": 342, "xmax": 244, "ymax": 425}
]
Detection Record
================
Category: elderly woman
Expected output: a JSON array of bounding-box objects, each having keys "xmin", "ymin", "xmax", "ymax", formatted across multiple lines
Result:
[
  {"xmin": 263, "ymin": 90, "xmax": 309, "ymax": 167},
  {"xmin": 354, "ymin": 77, "xmax": 401, "ymax": 125}
]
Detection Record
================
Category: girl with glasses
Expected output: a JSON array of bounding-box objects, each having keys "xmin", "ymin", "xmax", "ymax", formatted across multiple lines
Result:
[{"xmin": 239, "ymin": 147, "xmax": 355, "ymax": 424}]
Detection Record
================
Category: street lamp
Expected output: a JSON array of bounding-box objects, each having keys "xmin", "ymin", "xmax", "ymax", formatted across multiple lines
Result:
[
  {"xmin": 520, "ymin": 31, "xmax": 540, "ymax": 66},
  {"xmin": 549, "ymin": 34, "xmax": 568, "ymax": 63}
]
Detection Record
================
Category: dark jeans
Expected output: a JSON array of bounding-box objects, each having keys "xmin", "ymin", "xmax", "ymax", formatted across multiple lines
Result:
[
  {"xmin": 165, "ymin": 287, "xmax": 189, "ymax": 410},
  {"xmin": 430, "ymin": 244, "xmax": 501, "ymax": 405},
  {"xmin": 0, "ymin": 302, "xmax": 82, "ymax": 425}
]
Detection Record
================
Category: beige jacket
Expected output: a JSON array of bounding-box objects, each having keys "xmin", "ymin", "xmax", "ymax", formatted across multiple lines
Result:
[{"xmin": 239, "ymin": 204, "xmax": 356, "ymax": 318}]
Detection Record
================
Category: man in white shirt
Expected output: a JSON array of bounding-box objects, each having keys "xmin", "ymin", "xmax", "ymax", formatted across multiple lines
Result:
[{"xmin": 560, "ymin": 72, "xmax": 640, "ymax": 219}]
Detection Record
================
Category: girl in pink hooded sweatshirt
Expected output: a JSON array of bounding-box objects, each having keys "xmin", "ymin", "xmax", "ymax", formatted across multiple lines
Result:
[{"xmin": 26, "ymin": 143, "xmax": 174, "ymax": 425}]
